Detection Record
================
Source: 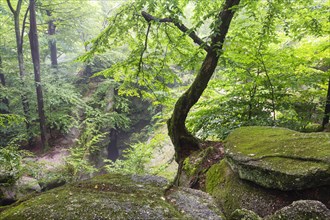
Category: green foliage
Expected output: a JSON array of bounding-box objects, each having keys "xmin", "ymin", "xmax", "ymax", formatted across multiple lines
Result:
[
  {"xmin": 0, "ymin": 114, "xmax": 24, "ymax": 128},
  {"xmin": 0, "ymin": 143, "xmax": 32, "ymax": 185},
  {"xmin": 64, "ymin": 120, "xmax": 105, "ymax": 181},
  {"xmin": 0, "ymin": 119, "xmax": 31, "ymax": 184},
  {"xmin": 0, "ymin": 0, "xmax": 329, "ymax": 185},
  {"xmin": 186, "ymin": 0, "xmax": 329, "ymax": 139},
  {"xmin": 104, "ymin": 132, "xmax": 168, "ymax": 175}
]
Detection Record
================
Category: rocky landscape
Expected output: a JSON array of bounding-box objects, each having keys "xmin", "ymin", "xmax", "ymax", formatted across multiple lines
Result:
[{"xmin": 1, "ymin": 126, "xmax": 329, "ymax": 219}]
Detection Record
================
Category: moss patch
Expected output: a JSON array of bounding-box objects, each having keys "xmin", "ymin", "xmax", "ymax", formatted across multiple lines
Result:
[
  {"xmin": 225, "ymin": 126, "xmax": 330, "ymax": 190},
  {"xmin": 205, "ymin": 160, "xmax": 330, "ymax": 218},
  {"xmin": 0, "ymin": 174, "xmax": 184, "ymax": 220},
  {"xmin": 179, "ymin": 142, "xmax": 224, "ymax": 189}
]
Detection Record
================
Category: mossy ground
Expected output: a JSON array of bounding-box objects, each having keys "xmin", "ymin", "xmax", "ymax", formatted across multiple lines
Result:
[
  {"xmin": 0, "ymin": 174, "xmax": 184, "ymax": 220},
  {"xmin": 225, "ymin": 126, "xmax": 330, "ymax": 190}
]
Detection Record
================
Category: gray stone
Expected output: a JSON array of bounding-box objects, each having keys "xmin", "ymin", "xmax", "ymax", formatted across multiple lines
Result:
[
  {"xmin": 265, "ymin": 200, "xmax": 330, "ymax": 220},
  {"xmin": 166, "ymin": 187, "xmax": 223, "ymax": 220}
]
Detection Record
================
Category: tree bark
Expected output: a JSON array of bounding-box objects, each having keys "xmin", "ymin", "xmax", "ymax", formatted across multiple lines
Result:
[
  {"xmin": 167, "ymin": 0, "xmax": 241, "ymax": 163},
  {"xmin": 108, "ymin": 129, "xmax": 119, "ymax": 161},
  {"xmin": 0, "ymin": 56, "xmax": 9, "ymax": 114},
  {"xmin": 108, "ymin": 88, "xmax": 119, "ymax": 161},
  {"xmin": 46, "ymin": 10, "xmax": 58, "ymax": 68},
  {"xmin": 29, "ymin": 0, "xmax": 47, "ymax": 149},
  {"xmin": 322, "ymin": 77, "xmax": 330, "ymax": 128}
]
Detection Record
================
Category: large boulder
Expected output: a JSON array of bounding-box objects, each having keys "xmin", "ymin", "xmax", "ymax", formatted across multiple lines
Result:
[
  {"xmin": 229, "ymin": 200, "xmax": 330, "ymax": 220},
  {"xmin": 225, "ymin": 126, "xmax": 330, "ymax": 190},
  {"xmin": 265, "ymin": 200, "xmax": 330, "ymax": 220},
  {"xmin": 205, "ymin": 160, "xmax": 330, "ymax": 217},
  {"xmin": 0, "ymin": 173, "xmax": 223, "ymax": 220},
  {"xmin": 1, "ymin": 176, "xmax": 41, "ymax": 206}
]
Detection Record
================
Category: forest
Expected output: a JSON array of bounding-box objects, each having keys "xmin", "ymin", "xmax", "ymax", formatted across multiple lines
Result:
[{"xmin": 0, "ymin": 0, "xmax": 329, "ymax": 219}]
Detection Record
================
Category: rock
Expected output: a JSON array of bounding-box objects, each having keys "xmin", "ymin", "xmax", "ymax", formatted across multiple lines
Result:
[
  {"xmin": 1, "ymin": 176, "xmax": 40, "ymax": 206},
  {"xmin": 0, "ymin": 173, "xmax": 15, "ymax": 185},
  {"xmin": 205, "ymin": 160, "xmax": 330, "ymax": 218},
  {"xmin": 265, "ymin": 200, "xmax": 330, "ymax": 220},
  {"xmin": 225, "ymin": 126, "xmax": 330, "ymax": 190},
  {"xmin": 0, "ymin": 173, "xmax": 224, "ymax": 220},
  {"xmin": 229, "ymin": 208, "xmax": 261, "ymax": 220},
  {"xmin": 166, "ymin": 187, "xmax": 223, "ymax": 220},
  {"xmin": 131, "ymin": 174, "xmax": 169, "ymax": 187},
  {"xmin": 145, "ymin": 125, "xmax": 178, "ymax": 181},
  {"xmin": 17, "ymin": 176, "xmax": 41, "ymax": 193}
]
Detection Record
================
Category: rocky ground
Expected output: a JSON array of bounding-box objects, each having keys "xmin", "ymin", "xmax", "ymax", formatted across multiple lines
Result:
[{"xmin": 1, "ymin": 126, "xmax": 330, "ymax": 219}]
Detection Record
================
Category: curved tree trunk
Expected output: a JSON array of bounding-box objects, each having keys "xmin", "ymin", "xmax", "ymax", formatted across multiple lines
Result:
[{"xmin": 168, "ymin": 0, "xmax": 241, "ymax": 163}]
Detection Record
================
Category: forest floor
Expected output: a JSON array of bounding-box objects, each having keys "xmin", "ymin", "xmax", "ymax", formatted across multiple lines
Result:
[{"xmin": 22, "ymin": 127, "xmax": 80, "ymax": 177}]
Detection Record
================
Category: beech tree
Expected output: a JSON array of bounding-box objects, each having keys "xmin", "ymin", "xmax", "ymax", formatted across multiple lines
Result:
[
  {"xmin": 164, "ymin": 0, "xmax": 240, "ymax": 163},
  {"xmin": 6, "ymin": 0, "xmax": 32, "ymax": 142},
  {"xmin": 46, "ymin": 9, "xmax": 58, "ymax": 68},
  {"xmin": 81, "ymin": 0, "xmax": 329, "ymax": 181},
  {"xmin": 29, "ymin": 0, "xmax": 47, "ymax": 149}
]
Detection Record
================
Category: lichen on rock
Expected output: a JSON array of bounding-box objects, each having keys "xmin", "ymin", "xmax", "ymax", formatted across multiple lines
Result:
[
  {"xmin": 166, "ymin": 187, "xmax": 224, "ymax": 220},
  {"xmin": 265, "ymin": 200, "xmax": 330, "ymax": 220},
  {"xmin": 229, "ymin": 208, "xmax": 262, "ymax": 220}
]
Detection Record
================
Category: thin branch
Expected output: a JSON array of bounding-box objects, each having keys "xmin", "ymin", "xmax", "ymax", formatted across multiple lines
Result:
[
  {"xmin": 21, "ymin": 5, "xmax": 30, "ymax": 48},
  {"xmin": 138, "ymin": 23, "xmax": 151, "ymax": 75},
  {"xmin": 141, "ymin": 11, "xmax": 210, "ymax": 52},
  {"xmin": 257, "ymin": 51, "xmax": 276, "ymax": 124},
  {"xmin": 6, "ymin": 0, "xmax": 16, "ymax": 14}
]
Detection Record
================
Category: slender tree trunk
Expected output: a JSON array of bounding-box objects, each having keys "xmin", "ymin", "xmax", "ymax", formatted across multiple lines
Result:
[
  {"xmin": 108, "ymin": 88, "xmax": 119, "ymax": 161},
  {"xmin": 29, "ymin": 0, "xmax": 47, "ymax": 149},
  {"xmin": 322, "ymin": 77, "xmax": 330, "ymax": 128},
  {"xmin": 167, "ymin": 0, "xmax": 241, "ymax": 164},
  {"xmin": 7, "ymin": 0, "xmax": 32, "ymax": 145},
  {"xmin": 46, "ymin": 10, "xmax": 58, "ymax": 68},
  {"xmin": 0, "ymin": 56, "xmax": 9, "ymax": 114},
  {"xmin": 108, "ymin": 129, "xmax": 119, "ymax": 161}
]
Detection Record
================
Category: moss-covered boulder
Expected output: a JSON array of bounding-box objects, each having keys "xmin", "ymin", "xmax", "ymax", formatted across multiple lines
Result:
[
  {"xmin": 205, "ymin": 160, "xmax": 330, "ymax": 218},
  {"xmin": 0, "ymin": 173, "xmax": 223, "ymax": 220},
  {"xmin": 225, "ymin": 126, "xmax": 330, "ymax": 190},
  {"xmin": 265, "ymin": 200, "xmax": 330, "ymax": 220}
]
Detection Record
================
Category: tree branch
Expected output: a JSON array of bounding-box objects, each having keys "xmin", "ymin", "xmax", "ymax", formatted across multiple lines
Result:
[
  {"xmin": 6, "ymin": 0, "xmax": 15, "ymax": 14},
  {"xmin": 138, "ymin": 23, "xmax": 151, "ymax": 75},
  {"xmin": 141, "ymin": 11, "xmax": 210, "ymax": 52},
  {"xmin": 21, "ymin": 6, "xmax": 30, "ymax": 48}
]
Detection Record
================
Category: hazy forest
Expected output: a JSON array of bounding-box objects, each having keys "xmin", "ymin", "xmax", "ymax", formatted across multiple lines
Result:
[{"xmin": 0, "ymin": 0, "xmax": 329, "ymax": 219}]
